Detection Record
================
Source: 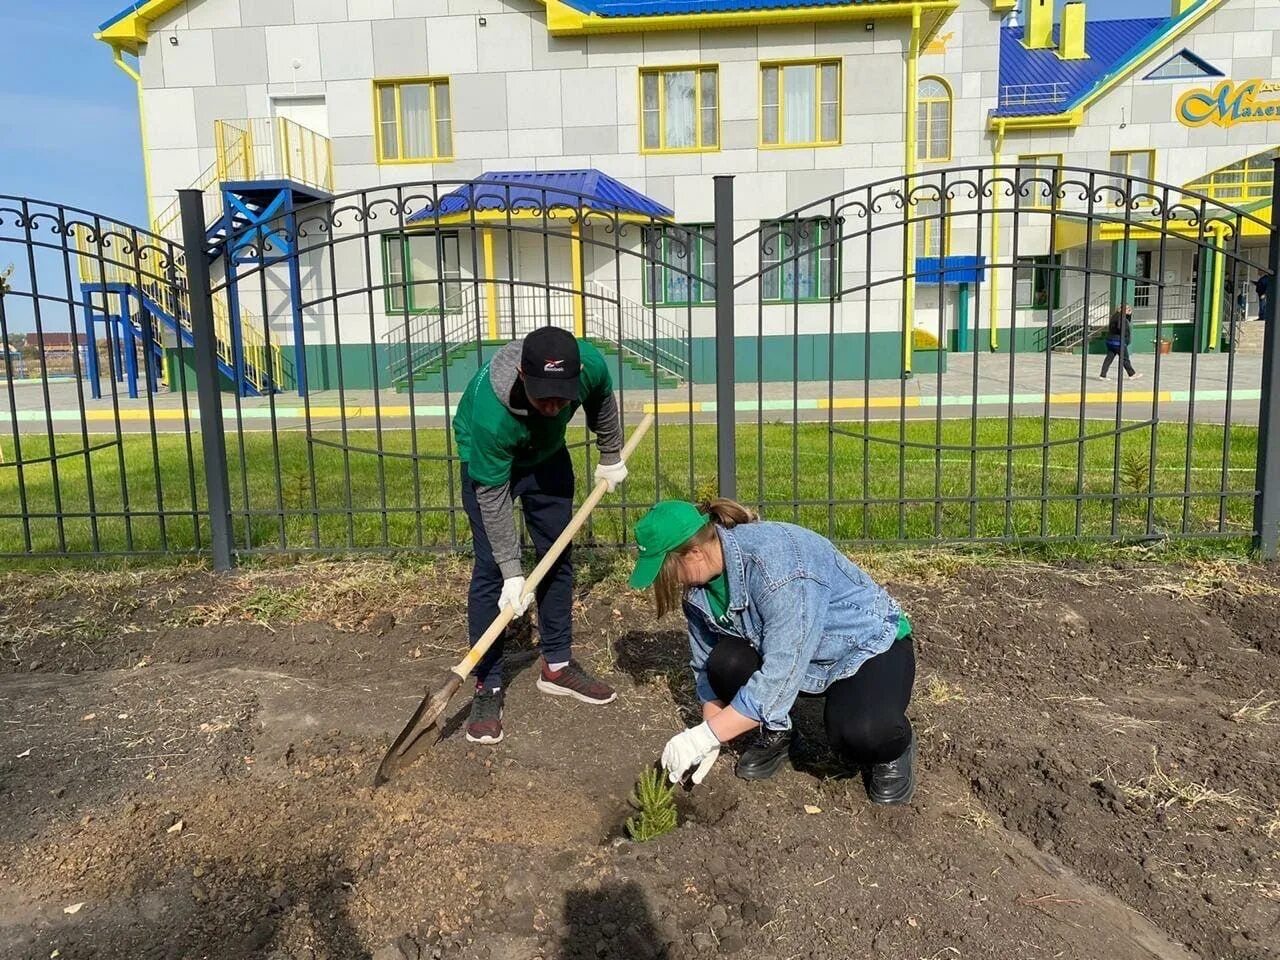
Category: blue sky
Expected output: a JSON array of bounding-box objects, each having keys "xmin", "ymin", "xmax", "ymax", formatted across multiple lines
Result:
[{"xmin": 1, "ymin": 0, "xmax": 1178, "ymax": 230}]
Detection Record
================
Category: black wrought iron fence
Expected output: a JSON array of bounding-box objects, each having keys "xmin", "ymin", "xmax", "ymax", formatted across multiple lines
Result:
[{"xmin": 2, "ymin": 163, "xmax": 1278, "ymax": 567}]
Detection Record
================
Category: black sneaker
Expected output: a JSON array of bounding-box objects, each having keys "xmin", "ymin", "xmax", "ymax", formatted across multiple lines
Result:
[
  {"xmin": 735, "ymin": 727, "xmax": 795, "ymax": 781},
  {"xmin": 866, "ymin": 733, "xmax": 916, "ymax": 805},
  {"xmin": 465, "ymin": 686, "xmax": 504, "ymax": 744}
]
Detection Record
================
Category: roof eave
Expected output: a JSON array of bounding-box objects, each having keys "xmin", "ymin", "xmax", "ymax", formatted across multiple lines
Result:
[
  {"xmin": 545, "ymin": 0, "xmax": 957, "ymax": 36},
  {"xmin": 95, "ymin": 0, "xmax": 188, "ymax": 55}
]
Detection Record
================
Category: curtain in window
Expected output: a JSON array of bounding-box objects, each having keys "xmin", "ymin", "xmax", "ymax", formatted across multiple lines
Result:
[
  {"xmin": 642, "ymin": 74, "xmax": 661, "ymax": 150},
  {"xmin": 783, "ymin": 64, "xmax": 817, "ymax": 144},
  {"xmin": 386, "ymin": 240, "xmax": 407, "ymax": 312},
  {"xmin": 700, "ymin": 71, "xmax": 718, "ymax": 148},
  {"xmin": 378, "ymin": 86, "xmax": 400, "ymax": 160},
  {"xmin": 409, "ymin": 235, "xmax": 439, "ymax": 312},
  {"xmin": 433, "ymin": 83, "xmax": 452, "ymax": 157},
  {"xmin": 762, "ymin": 67, "xmax": 780, "ymax": 145},
  {"xmin": 664, "ymin": 71, "xmax": 697, "ymax": 149},
  {"xmin": 401, "ymin": 83, "xmax": 432, "ymax": 159}
]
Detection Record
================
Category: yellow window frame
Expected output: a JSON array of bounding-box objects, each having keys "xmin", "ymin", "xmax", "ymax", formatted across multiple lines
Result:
[
  {"xmin": 1185, "ymin": 146, "xmax": 1279, "ymax": 203},
  {"xmin": 1109, "ymin": 149, "xmax": 1156, "ymax": 182},
  {"xmin": 1016, "ymin": 153, "xmax": 1064, "ymax": 209},
  {"xmin": 917, "ymin": 75, "xmax": 953, "ymax": 163},
  {"xmin": 759, "ymin": 58, "xmax": 843, "ymax": 150},
  {"xmin": 915, "ymin": 194, "xmax": 951, "ymax": 259},
  {"xmin": 373, "ymin": 76, "xmax": 453, "ymax": 164},
  {"xmin": 639, "ymin": 64, "xmax": 721, "ymax": 155}
]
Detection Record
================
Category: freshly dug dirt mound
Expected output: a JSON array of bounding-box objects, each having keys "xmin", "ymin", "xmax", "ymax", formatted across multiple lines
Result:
[{"xmin": 1, "ymin": 557, "xmax": 1277, "ymax": 960}]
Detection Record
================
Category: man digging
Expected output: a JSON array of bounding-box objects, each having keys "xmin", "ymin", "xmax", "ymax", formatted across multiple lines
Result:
[{"xmin": 453, "ymin": 325, "xmax": 627, "ymax": 744}]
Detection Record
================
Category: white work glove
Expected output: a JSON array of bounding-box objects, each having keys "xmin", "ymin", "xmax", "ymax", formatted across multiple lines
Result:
[
  {"xmin": 498, "ymin": 576, "xmax": 532, "ymax": 617},
  {"xmin": 660, "ymin": 721, "xmax": 721, "ymax": 785},
  {"xmin": 594, "ymin": 459, "xmax": 628, "ymax": 493}
]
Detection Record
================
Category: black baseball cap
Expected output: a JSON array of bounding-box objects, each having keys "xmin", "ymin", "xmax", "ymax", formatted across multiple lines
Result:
[{"xmin": 521, "ymin": 326, "xmax": 581, "ymax": 402}]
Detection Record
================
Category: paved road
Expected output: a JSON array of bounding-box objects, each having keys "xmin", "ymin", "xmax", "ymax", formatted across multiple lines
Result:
[{"xmin": 0, "ymin": 352, "xmax": 1263, "ymax": 434}]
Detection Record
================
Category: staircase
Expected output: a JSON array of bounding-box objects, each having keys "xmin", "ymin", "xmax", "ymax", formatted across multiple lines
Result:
[
  {"xmin": 385, "ymin": 281, "xmax": 690, "ymax": 393},
  {"xmin": 78, "ymin": 116, "xmax": 330, "ymax": 396},
  {"xmin": 1046, "ymin": 292, "xmax": 1112, "ymax": 352}
]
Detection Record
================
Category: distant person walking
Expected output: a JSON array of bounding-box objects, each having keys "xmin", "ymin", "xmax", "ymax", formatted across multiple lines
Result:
[
  {"xmin": 1257, "ymin": 273, "xmax": 1271, "ymax": 322},
  {"xmin": 1099, "ymin": 304, "xmax": 1140, "ymax": 381}
]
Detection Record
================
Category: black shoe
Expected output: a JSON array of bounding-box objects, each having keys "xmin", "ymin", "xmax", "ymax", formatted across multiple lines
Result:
[
  {"xmin": 465, "ymin": 686, "xmax": 504, "ymax": 744},
  {"xmin": 735, "ymin": 727, "xmax": 795, "ymax": 781},
  {"xmin": 866, "ymin": 733, "xmax": 916, "ymax": 805}
]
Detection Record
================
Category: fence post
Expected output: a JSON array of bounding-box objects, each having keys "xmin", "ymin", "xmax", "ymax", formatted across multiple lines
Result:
[
  {"xmin": 1253, "ymin": 159, "xmax": 1280, "ymax": 560},
  {"xmin": 713, "ymin": 175, "xmax": 736, "ymax": 500},
  {"xmin": 179, "ymin": 189, "xmax": 235, "ymax": 571}
]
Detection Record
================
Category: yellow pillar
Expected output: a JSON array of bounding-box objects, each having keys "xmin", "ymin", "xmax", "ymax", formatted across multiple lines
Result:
[
  {"xmin": 483, "ymin": 228, "xmax": 499, "ymax": 340},
  {"xmin": 1059, "ymin": 2, "xmax": 1087, "ymax": 60},
  {"xmin": 1208, "ymin": 222, "xmax": 1227, "ymax": 351},
  {"xmin": 989, "ymin": 121, "xmax": 1007, "ymax": 352},
  {"xmin": 903, "ymin": 6, "xmax": 921, "ymax": 376},
  {"xmin": 570, "ymin": 222, "xmax": 585, "ymax": 338},
  {"xmin": 1026, "ymin": 0, "xmax": 1053, "ymax": 49}
]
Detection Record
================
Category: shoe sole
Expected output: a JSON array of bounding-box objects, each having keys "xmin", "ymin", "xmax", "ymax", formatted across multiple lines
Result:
[
  {"xmin": 465, "ymin": 709, "xmax": 504, "ymax": 745},
  {"xmin": 535, "ymin": 676, "xmax": 617, "ymax": 705}
]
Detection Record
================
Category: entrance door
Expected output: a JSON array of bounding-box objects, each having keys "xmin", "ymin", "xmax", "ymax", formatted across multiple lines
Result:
[{"xmin": 269, "ymin": 96, "xmax": 328, "ymax": 186}]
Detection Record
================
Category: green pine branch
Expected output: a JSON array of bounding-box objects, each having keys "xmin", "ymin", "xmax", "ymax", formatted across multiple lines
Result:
[{"xmin": 625, "ymin": 767, "xmax": 679, "ymax": 842}]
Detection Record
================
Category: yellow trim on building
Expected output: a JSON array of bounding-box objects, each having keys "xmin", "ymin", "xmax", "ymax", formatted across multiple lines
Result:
[
  {"xmin": 570, "ymin": 222, "xmax": 585, "ymax": 338},
  {"xmin": 483, "ymin": 229, "xmax": 499, "ymax": 340},
  {"xmin": 758, "ymin": 58, "xmax": 844, "ymax": 150},
  {"xmin": 638, "ymin": 63, "xmax": 721, "ymax": 155},
  {"xmin": 917, "ymin": 74, "xmax": 953, "ymax": 163},
  {"xmin": 109, "ymin": 46, "xmax": 155, "ymax": 226},
  {"xmin": 543, "ymin": 0, "xmax": 957, "ymax": 41},
  {"xmin": 903, "ymin": 6, "xmax": 921, "ymax": 375},
  {"xmin": 373, "ymin": 77, "xmax": 454, "ymax": 164},
  {"xmin": 986, "ymin": 0, "xmax": 1231, "ymax": 132}
]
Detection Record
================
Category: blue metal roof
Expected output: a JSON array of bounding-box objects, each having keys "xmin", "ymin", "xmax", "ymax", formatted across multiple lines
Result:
[
  {"xmin": 410, "ymin": 170, "xmax": 674, "ymax": 222},
  {"xmin": 99, "ymin": 1, "xmax": 148, "ymax": 31},
  {"xmin": 561, "ymin": 0, "xmax": 897, "ymax": 14},
  {"xmin": 994, "ymin": 18, "xmax": 1167, "ymax": 117}
]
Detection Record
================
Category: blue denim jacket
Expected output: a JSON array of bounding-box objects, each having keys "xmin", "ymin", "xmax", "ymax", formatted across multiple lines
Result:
[{"xmin": 683, "ymin": 521, "xmax": 902, "ymax": 731}]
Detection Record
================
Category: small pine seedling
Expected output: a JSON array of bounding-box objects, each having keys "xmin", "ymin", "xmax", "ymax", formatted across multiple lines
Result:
[{"xmin": 625, "ymin": 767, "xmax": 679, "ymax": 842}]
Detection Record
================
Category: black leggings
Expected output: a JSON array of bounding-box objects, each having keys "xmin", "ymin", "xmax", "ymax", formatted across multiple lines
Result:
[{"xmin": 706, "ymin": 634, "xmax": 916, "ymax": 765}]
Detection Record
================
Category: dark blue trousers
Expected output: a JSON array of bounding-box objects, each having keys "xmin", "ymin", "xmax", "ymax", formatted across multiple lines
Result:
[{"xmin": 461, "ymin": 446, "xmax": 575, "ymax": 688}]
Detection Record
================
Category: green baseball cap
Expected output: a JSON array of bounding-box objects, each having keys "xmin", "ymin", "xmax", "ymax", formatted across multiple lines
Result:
[{"xmin": 628, "ymin": 500, "xmax": 709, "ymax": 590}]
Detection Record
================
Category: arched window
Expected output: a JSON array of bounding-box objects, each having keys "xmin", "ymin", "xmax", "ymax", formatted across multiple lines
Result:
[{"xmin": 917, "ymin": 77, "xmax": 952, "ymax": 163}]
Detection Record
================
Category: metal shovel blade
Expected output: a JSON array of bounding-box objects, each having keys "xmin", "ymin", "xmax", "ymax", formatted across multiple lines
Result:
[{"xmin": 373, "ymin": 673, "xmax": 463, "ymax": 786}]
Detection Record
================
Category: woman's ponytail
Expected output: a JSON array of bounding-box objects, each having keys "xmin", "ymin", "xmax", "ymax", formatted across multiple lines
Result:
[{"xmin": 697, "ymin": 498, "xmax": 757, "ymax": 529}]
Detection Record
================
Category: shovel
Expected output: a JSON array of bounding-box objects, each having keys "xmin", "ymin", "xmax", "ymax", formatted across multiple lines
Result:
[{"xmin": 375, "ymin": 412, "xmax": 654, "ymax": 785}]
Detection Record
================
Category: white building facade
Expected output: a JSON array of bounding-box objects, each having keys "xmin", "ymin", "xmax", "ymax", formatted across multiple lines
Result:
[{"xmin": 94, "ymin": 0, "xmax": 1280, "ymax": 391}]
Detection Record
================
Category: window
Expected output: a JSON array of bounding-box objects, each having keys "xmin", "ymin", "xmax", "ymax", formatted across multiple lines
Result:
[
  {"xmin": 1143, "ymin": 50, "xmax": 1224, "ymax": 82},
  {"xmin": 760, "ymin": 60, "xmax": 841, "ymax": 148},
  {"xmin": 917, "ymin": 77, "xmax": 952, "ymax": 162},
  {"xmin": 1185, "ymin": 147, "xmax": 1280, "ymax": 203},
  {"xmin": 915, "ymin": 194, "xmax": 949, "ymax": 259},
  {"xmin": 760, "ymin": 219, "xmax": 838, "ymax": 303},
  {"xmin": 643, "ymin": 225, "xmax": 715, "ymax": 307},
  {"xmin": 1015, "ymin": 255, "xmax": 1062, "ymax": 311},
  {"xmin": 1016, "ymin": 154, "xmax": 1062, "ymax": 208},
  {"xmin": 640, "ymin": 67, "xmax": 718, "ymax": 153},
  {"xmin": 1110, "ymin": 150, "xmax": 1155, "ymax": 183},
  {"xmin": 383, "ymin": 233, "xmax": 462, "ymax": 314},
  {"xmin": 375, "ymin": 78, "xmax": 452, "ymax": 162}
]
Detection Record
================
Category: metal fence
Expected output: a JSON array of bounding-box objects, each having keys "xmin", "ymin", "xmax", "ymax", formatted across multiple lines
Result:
[{"xmin": 2, "ymin": 161, "xmax": 1278, "ymax": 567}]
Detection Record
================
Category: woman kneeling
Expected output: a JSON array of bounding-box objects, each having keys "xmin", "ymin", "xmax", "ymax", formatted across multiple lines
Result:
[{"xmin": 629, "ymin": 499, "xmax": 917, "ymax": 805}]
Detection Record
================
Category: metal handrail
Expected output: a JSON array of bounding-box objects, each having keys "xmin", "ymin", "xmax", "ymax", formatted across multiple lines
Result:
[{"xmin": 384, "ymin": 280, "xmax": 691, "ymax": 386}]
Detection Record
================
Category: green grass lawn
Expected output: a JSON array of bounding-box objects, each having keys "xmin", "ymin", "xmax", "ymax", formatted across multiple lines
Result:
[{"xmin": 0, "ymin": 417, "xmax": 1258, "ymax": 557}]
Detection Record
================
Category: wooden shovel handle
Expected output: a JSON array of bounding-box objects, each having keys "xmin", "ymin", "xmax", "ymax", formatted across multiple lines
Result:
[{"xmin": 452, "ymin": 412, "xmax": 654, "ymax": 679}]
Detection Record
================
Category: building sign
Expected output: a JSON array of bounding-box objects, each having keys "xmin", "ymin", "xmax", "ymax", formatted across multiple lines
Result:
[{"xmin": 1177, "ymin": 79, "xmax": 1280, "ymax": 127}]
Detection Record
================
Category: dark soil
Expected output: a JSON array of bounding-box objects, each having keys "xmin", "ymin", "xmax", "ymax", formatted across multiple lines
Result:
[{"xmin": 1, "ymin": 555, "xmax": 1278, "ymax": 960}]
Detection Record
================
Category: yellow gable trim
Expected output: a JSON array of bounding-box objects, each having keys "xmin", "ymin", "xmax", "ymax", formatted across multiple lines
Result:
[
  {"xmin": 94, "ymin": 0, "xmax": 191, "ymax": 54},
  {"xmin": 545, "ymin": 0, "xmax": 957, "ymax": 40},
  {"xmin": 987, "ymin": 0, "xmax": 1230, "ymax": 132}
]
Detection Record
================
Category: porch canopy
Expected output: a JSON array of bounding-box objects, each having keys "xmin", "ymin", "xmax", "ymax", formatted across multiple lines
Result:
[{"xmin": 407, "ymin": 169, "xmax": 674, "ymax": 225}]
